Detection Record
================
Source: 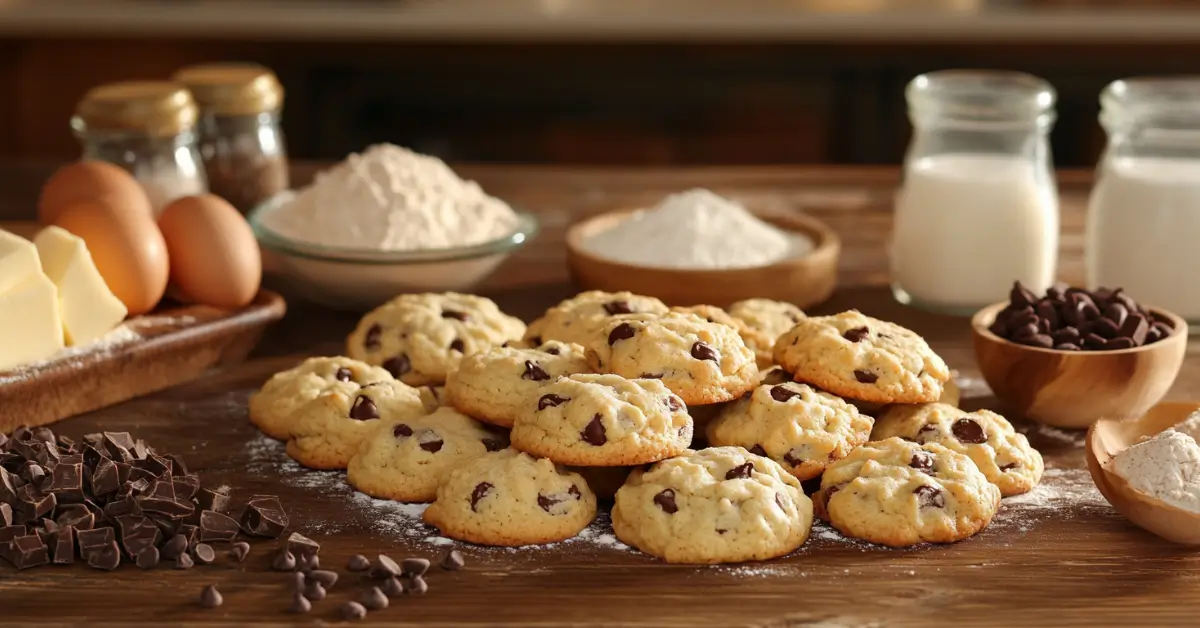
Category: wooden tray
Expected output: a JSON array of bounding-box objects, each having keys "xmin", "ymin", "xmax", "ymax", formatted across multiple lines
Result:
[{"xmin": 0, "ymin": 290, "xmax": 286, "ymax": 432}]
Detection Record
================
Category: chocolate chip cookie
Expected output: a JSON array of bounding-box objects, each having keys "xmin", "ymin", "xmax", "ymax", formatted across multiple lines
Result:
[
  {"xmin": 586, "ymin": 312, "xmax": 758, "ymax": 405},
  {"xmin": 727, "ymin": 298, "xmax": 805, "ymax": 363},
  {"xmin": 671, "ymin": 305, "xmax": 775, "ymax": 369},
  {"xmin": 611, "ymin": 446, "xmax": 812, "ymax": 564},
  {"xmin": 706, "ymin": 381, "xmax": 874, "ymax": 481},
  {"xmin": 285, "ymin": 379, "xmax": 428, "ymax": 470},
  {"xmin": 872, "ymin": 403, "xmax": 1043, "ymax": 496},
  {"xmin": 346, "ymin": 407, "xmax": 508, "ymax": 503},
  {"xmin": 814, "ymin": 437, "xmax": 1000, "ymax": 547},
  {"xmin": 773, "ymin": 310, "xmax": 950, "ymax": 404},
  {"xmin": 423, "ymin": 448, "xmax": 598, "ymax": 546},
  {"xmin": 523, "ymin": 290, "xmax": 669, "ymax": 347},
  {"xmin": 509, "ymin": 373, "xmax": 692, "ymax": 466},
  {"xmin": 444, "ymin": 340, "xmax": 590, "ymax": 428},
  {"xmin": 249, "ymin": 356, "xmax": 394, "ymax": 440},
  {"xmin": 346, "ymin": 292, "xmax": 526, "ymax": 387}
]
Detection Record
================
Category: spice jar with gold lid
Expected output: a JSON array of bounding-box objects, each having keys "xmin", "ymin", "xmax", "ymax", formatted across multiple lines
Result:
[
  {"xmin": 71, "ymin": 80, "xmax": 208, "ymax": 214},
  {"xmin": 172, "ymin": 62, "xmax": 289, "ymax": 213}
]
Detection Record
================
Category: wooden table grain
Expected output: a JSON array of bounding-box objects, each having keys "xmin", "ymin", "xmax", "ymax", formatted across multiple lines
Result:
[{"xmin": 1, "ymin": 164, "xmax": 1196, "ymax": 627}]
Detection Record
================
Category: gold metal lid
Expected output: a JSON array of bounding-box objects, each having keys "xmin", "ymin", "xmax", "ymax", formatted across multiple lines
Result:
[
  {"xmin": 74, "ymin": 81, "xmax": 199, "ymax": 137},
  {"xmin": 171, "ymin": 62, "xmax": 284, "ymax": 116}
]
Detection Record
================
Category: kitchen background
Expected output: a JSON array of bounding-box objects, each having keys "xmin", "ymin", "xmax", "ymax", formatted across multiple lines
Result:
[{"xmin": 2, "ymin": 0, "xmax": 1200, "ymax": 166}]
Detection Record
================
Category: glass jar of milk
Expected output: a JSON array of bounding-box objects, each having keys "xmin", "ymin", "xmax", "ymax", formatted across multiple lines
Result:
[
  {"xmin": 891, "ymin": 70, "xmax": 1059, "ymax": 314},
  {"xmin": 1087, "ymin": 78, "xmax": 1200, "ymax": 324}
]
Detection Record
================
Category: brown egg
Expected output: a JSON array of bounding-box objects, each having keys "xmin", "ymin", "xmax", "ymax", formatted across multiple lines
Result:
[
  {"xmin": 38, "ymin": 161, "xmax": 153, "ymax": 224},
  {"xmin": 53, "ymin": 200, "xmax": 170, "ymax": 315},
  {"xmin": 158, "ymin": 194, "xmax": 261, "ymax": 309}
]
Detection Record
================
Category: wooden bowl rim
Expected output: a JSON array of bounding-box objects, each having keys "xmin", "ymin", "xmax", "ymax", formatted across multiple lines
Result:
[
  {"xmin": 565, "ymin": 207, "xmax": 841, "ymax": 276},
  {"xmin": 970, "ymin": 300, "xmax": 1188, "ymax": 356}
]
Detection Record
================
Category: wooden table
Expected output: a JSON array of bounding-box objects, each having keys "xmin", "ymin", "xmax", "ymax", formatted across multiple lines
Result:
[{"xmin": 1, "ymin": 164, "xmax": 1197, "ymax": 626}]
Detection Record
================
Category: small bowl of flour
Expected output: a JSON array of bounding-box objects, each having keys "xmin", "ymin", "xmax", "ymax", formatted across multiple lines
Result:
[
  {"xmin": 566, "ymin": 189, "xmax": 839, "ymax": 308},
  {"xmin": 249, "ymin": 144, "xmax": 538, "ymax": 310}
]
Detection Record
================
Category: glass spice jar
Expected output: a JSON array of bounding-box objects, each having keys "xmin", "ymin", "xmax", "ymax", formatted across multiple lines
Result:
[
  {"xmin": 71, "ymin": 81, "xmax": 208, "ymax": 215},
  {"xmin": 172, "ymin": 62, "xmax": 289, "ymax": 213}
]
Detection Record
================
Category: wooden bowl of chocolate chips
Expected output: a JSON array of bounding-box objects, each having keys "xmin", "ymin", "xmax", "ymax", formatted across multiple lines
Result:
[{"xmin": 971, "ymin": 282, "xmax": 1188, "ymax": 429}]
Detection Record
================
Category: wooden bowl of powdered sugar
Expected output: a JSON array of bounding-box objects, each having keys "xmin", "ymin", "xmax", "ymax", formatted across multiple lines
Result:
[{"xmin": 565, "ymin": 189, "xmax": 839, "ymax": 308}]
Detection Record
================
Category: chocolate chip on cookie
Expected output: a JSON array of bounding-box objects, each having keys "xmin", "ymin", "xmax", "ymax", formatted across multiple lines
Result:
[
  {"xmin": 538, "ymin": 394, "xmax": 569, "ymax": 410},
  {"xmin": 470, "ymin": 482, "xmax": 492, "ymax": 511},
  {"xmin": 608, "ymin": 323, "xmax": 636, "ymax": 345},
  {"xmin": 913, "ymin": 485, "xmax": 945, "ymax": 509},
  {"xmin": 951, "ymin": 418, "xmax": 986, "ymax": 444},
  {"xmin": 384, "ymin": 355, "xmax": 411, "ymax": 378},
  {"xmin": 653, "ymin": 489, "xmax": 678, "ymax": 514},
  {"xmin": 581, "ymin": 415, "xmax": 607, "ymax": 446},
  {"xmin": 522, "ymin": 361, "xmax": 550, "ymax": 381},
  {"xmin": 349, "ymin": 396, "xmax": 379, "ymax": 420}
]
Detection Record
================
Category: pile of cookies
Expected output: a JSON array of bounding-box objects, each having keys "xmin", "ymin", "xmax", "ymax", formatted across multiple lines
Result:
[{"xmin": 248, "ymin": 290, "xmax": 1044, "ymax": 564}]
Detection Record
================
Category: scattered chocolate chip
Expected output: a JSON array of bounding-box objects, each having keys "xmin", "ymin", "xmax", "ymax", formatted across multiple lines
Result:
[
  {"xmin": 581, "ymin": 414, "xmax": 607, "ymax": 446},
  {"xmin": 349, "ymin": 396, "xmax": 380, "ymax": 420},
  {"xmin": 288, "ymin": 591, "xmax": 312, "ymax": 613},
  {"xmin": 853, "ymin": 370, "xmax": 878, "ymax": 384},
  {"xmin": 653, "ymin": 489, "xmax": 678, "ymax": 514},
  {"xmin": 402, "ymin": 557, "xmax": 430, "ymax": 576},
  {"xmin": 471, "ymin": 482, "xmax": 493, "ymax": 512},
  {"xmin": 408, "ymin": 575, "xmax": 429, "ymax": 595},
  {"xmin": 348, "ymin": 554, "xmax": 372, "ymax": 571},
  {"xmin": 725, "ymin": 462, "xmax": 754, "ymax": 480},
  {"xmin": 522, "ymin": 360, "xmax": 550, "ymax": 381},
  {"xmin": 199, "ymin": 585, "xmax": 223, "ymax": 609},
  {"xmin": 951, "ymin": 419, "xmax": 987, "ymax": 444},
  {"xmin": 341, "ymin": 601, "xmax": 368, "ymax": 620},
  {"xmin": 842, "ymin": 327, "xmax": 870, "ymax": 343},
  {"xmin": 370, "ymin": 554, "xmax": 401, "ymax": 579},
  {"xmin": 362, "ymin": 586, "xmax": 390, "ymax": 611},
  {"xmin": 335, "ymin": 367, "xmax": 353, "ymax": 382},
  {"xmin": 383, "ymin": 355, "xmax": 411, "ymax": 378},
  {"xmin": 913, "ymin": 485, "xmax": 945, "ymax": 509},
  {"xmin": 538, "ymin": 394, "xmax": 569, "ymax": 410},
  {"xmin": 285, "ymin": 531, "xmax": 320, "ymax": 558},
  {"xmin": 393, "ymin": 424, "xmax": 414, "ymax": 438},
  {"xmin": 272, "ymin": 550, "xmax": 297, "ymax": 571},
  {"xmin": 290, "ymin": 571, "xmax": 306, "ymax": 591},
  {"xmin": 162, "ymin": 534, "xmax": 188, "ymax": 560},
  {"xmin": 192, "ymin": 543, "xmax": 216, "ymax": 564},
  {"xmin": 303, "ymin": 580, "xmax": 327, "ymax": 601},
  {"xmin": 910, "ymin": 451, "xmax": 934, "ymax": 473},
  {"xmin": 769, "ymin": 385, "xmax": 801, "ymax": 403},
  {"xmin": 136, "ymin": 546, "xmax": 159, "ymax": 569},
  {"xmin": 382, "ymin": 576, "xmax": 405, "ymax": 597},
  {"xmin": 175, "ymin": 551, "xmax": 195, "ymax": 570},
  {"xmin": 229, "ymin": 541, "xmax": 250, "ymax": 562},
  {"xmin": 608, "ymin": 323, "xmax": 636, "ymax": 345},
  {"xmin": 364, "ymin": 324, "xmax": 383, "ymax": 349},
  {"xmin": 749, "ymin": 445, "xmax": 767, "ymax": 457},
  {"xmin": 604, "ymin": 300, "xmax": 633, "ymax": 315},
  {"xmin": 441, "ymin": 549, "xmax": 465, "ymax": 571},
  {"xmin": 309, "ymin": 569, "xmax": 339, "ymax": 588},
  {"xmin": 690, "ymin": 341, "xmax": 718, "ymax": 362}
]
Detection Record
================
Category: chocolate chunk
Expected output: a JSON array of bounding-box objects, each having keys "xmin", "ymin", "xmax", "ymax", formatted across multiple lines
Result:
[
  {"xmin": 383, "ymin": 355, "xmax": 411, "ymax": 378},
  {"xmin": 136, "ymin": 546, "xmax": 159, "ymax": 569},
  {"xmin": 725, "ymin": 462, "xmax": 754, "ymax": 480},
  {"xmin": 418, "ymin": 432, "xmax": 444, "ymax": 453},
  {"xmin": 471, "ymin": 482, "xmax": 493, "ymax": 512},
  {"xmin": 913, "ymin": 485, "xmax": 946, "ymax": 509},
  {"xmin": 349, "ymin": 395, "xmax": 380, "ymax": 420},
  {"xmin": 289, "ymin": 591, "xmax": 313, "ymax": 613},
  {"xmin": 401, "ymin": 557, "xmax": 430, "ymax": 576},
  {"xmin": 171, "ymin": 475, "xmax": 201, "ymax": 501},
  {"xmin": 199, "ymin": 585, "xmax": 223, "ymax": 609},
  {"xmin": 138, "ymin": 495, "xmax": 195, "ymax": 520},
  {"xmin": 199, "ymin": 509, "xmax": 243, "ymax": 541},
  {"xmin": 85, "ymin": 540, "xmax": 121, "ymax": 571},
  {"xmin": 408, "ymin": 575, "xmax": 429, "ymax": 595},
  {"xmin": 239, "ymin": 497, "xmax": 288, "ymax": 538},
  {"xmin": 842, "ymin": 327, "xmax": 870, "ymax": 343},
  {"xmin": 370, "ymin": 554, "xmax": 401, "ymax": 579},
  {"xmin": 0, "ymin": 503, "xmax": 11, "ymax": 528},
  {"xmin": 382, "ymin": 576, "xmax": 405, "ymax": 597},
  {"xmin": 192, "ymin": 543, "xmax": 216, "ymax": 564},
  {"xmin": 348, "ymin": 554, "xmax": 371, "ymax": 571},
  {"xmin": 285, "ymin": 531, "xmax": 319, "ymax": 558},
  {"xmin": 88, "ymin": 459, "xmax": 120, "ymax": 497},
  {"xmin": 175, "ymin": 552, "xmax": 195, "ymax": 569},
  {"xmin": 272, "ymin": 550, "xmax": 296, "ymax": 571},
  {"xmin": 690, "ymin": 341, "xmax": 718, "ymax": 362},
  {"xmin": 7, "ymin": 536, "xmax": 48, "ymax": 570},
  {"xmin": 769, "ymin": 385, "xmax": 801, "ymax": 403},
  {"xmin": 50, "ymin": 525, "xmax": 74, "ymax": 564},
  {"xmin": 952, "ymin": 419, "xmax": 987, "ymax": 444},
  {"xmin": 853, "ymin": 370, "xmax": 878, "ymax": 384},
  {"xmin": 604, "ymin": 300, "xmax": 633, "ymax": 315},
  {"xmin": 393, "ymin": 424, "xmax": 413, "ymax": 438},
  {"xmin": 76, "ymin": 527, "xmax": 115, "ymax": 558},
  {"xmin": 538, "ymin": 394, "xmax": 569, "ymax": 410},
  {"xmin": 304, "ymin": 581, "xmax": 327, "ymax": 601},
  {"xmin": 16, "ymin": 485, "xmax": 56, "ymax": 520},
  {"xmin": 522, "ymin": 360, "xmax": 550, "ymax": 381},
  {"xmin": 116, "ymin": 515, "xmax": 161, "ymax": 558},
  {"xmin": 441, "ymin": 549, "xmax": 465, "ymax": 571},
  {"xmin": 910, "ymin": 451, "xmax": 934, "ymax": 473},
  {"xmin": 102, "ymin": 432, "xmax": 136, "ymax": 461},
  {"xmin": 749, "ymin": 444, "xmax": 767, "ymax": 457},
  {"xmin": 228, "ymin": 541, "xmax": 250, "ymax": 562},
  {"xmin": 653, "ymin": 489, "xmax": 678, "ymax": 514},
  {"xmin": 581, "ymin": 414, "xmax": 607, "ymax": 446},
  {"xmin": 608, "ymin": 322, "xmax": 636, "ymax": 345},
  {"xmin": 341, "ymin": 601, "xmax": 368, "ymax": 620},
  {"xmin": 1119, "ymin": 313, "xmax": 1150, "ymax": 346}
]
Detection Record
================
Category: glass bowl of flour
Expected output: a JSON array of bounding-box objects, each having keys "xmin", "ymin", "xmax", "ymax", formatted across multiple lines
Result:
[{"xmin": 247, "ymin": 144, "xmax": 538, "ymax": 310}]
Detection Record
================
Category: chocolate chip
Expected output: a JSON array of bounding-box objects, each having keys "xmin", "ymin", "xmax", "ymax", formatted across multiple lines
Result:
[
  {"xmin": 303, "ymin": 581, "xmax": 327, "ymax": 601},
  {"xmin": 1010, "ymin": 281, "xmax": 1038, "ymax": 308},
  {"xmin": 175, "ymin": 551, "xmax": 195, "ymax": 570},
  {"xmin": 1000, "ymin": 462, "xmax": 1020, "ymax": 471},
  {"xmin": 160, "ymin": 534, "xmax": 187, "ymax": 560},
  {"xmin": 544, "ymin": 347, "xmax": 560, "ymax": 355},
  {"xmin": 361, "ymin": 586, "xmax": 389, "ymax": 611},
  {"xmin": 284, "ymin": 531, "xmax": 319, "ymax": 559},
  {"xmin": 347, "ymin": 554, "xmax": 371, "ymax": 571},
  {"xmin": 135, "ymin": 546, "xmax": 159, "ymax": 569},
  {"xmin": 449, "ymin": 339, "xmax": 465, "ymax": 353},
  {"xmin": 749, "ymin": 445, "xmax": 767, "ymax": 457},
  {"xmin": 441, "ymin": 549, "xmax": 465, "ymax": 571},
  {"xmin": 666, "ymin": 395, "xmax": 683, "ymax": 412},
  {"xmin": 853, "ymin": 370, "xmax": 878, "ymax": 384},
  {"xmin": 608, "ymin": 323, "xmax": 636, "ymax": 345},
  {"xmin": 1107, "ymin": 337, "xmax": 1136, "ymax": 350},
  {"xmin": 482, "ymin": 437, "xmax": 504, "ymax": 452},
  {"xmin": 654, "ymin": 489, "xmax": 678, "ymax": 514},
  {"xmin": 1016, "ymin": 333, "xmax": 1054, "ymax": 349},
  {"xmin": 913, "ymin": 485, "xmax": 945, "ymax": 509},
  {"xmin": 289, "ymin": 591, "xmax": 313, "ymax": 613},
  {"xmin": 402, "ymin": 557, "xmax": 430, "ymax": 576},
  {"xmin": 418, "ymin": 432, "xmax": 444, "ymax": 453},
  {"xmin": 364, "ymin": 324, "xmax": 383, "ymax": 350},
  {"xmin": 393, "ymin": 424, "xmax": 413, "ymax": 438},
  {"xmin": 952, "ymin": 418, "xmax": 987, "ymax": 444},
  {"xmin": 640, "ymin": 372, "xmax": 663, "ymax": 379},
  {"xmin": 690, "ymin": 341, "xmax": 718, "ymax": 362},
  {"xmin": 335, "ymin": 367, "xmax": 353, "ymax": 382},
  {"xmin": 197, "ymin": 584, "xmax": 222, "ymax": 609},
  {"xmin": 522, "ymin": 360, "xmax": 550, "ymax": 381},
  {"xmin": 442, "ymin": 309, "xmax": 468, "ymax": 321},
  {"xmin": 382, "ymin": 576, "xmax": 406, "ymax": 597},
  {"xmin": 383, "ymin": 355, "xmax": 411, "ymax": 377},
  {"xmin": 192, "ymin": 543, "xmax": 216, "ymax": 564},
  {"xmin": 272, "ymin": 550, "xmax": 296, "ymax": 571},
  {"xmin": 725, "ymin": 462, "xmax": 754, "ymax": 480},
  {"xmin": 910, "ymin": 451, "xmax": 934, "ymax": 473},
  {"xmin": 1119, "ymin": 313, "xmax": 1150, "ymax": 345},
  {"xmin": 370, "ymin": 554, "xmax": 401, "ymax": 579},
  {"xmin": 538, "ymin": 394, "xmax": 569, "ymax": 410},
  {"xmin": 349, "ymin": 395, "xmax": 380, "ymax": 420},
  {"xmin": 770, "ymin": 385, "xmax": 801, "ymax": 402},
  {"xmin": 842, "ymin": 327, "xmax": 869, "ymax": 343},
  {"xmin": 581, "ymin": 415, "xmax": 607, "ymax": 446},
  {"xmin": 783, "ymin": 451, "xmax": 803, "ymax": 467},
  {"xmin": 309, "ymin": 569, "xmax": 339, "ymax": 588},
  {"xmin": 604, "ymin": 300, "xmax": 633, "ymax": 315},
  {"xmin": 229, "ymin": 541, "xmax": 250, "ymax": 562},
  {"xmin": 471, "ymin": 482, "xmax": 493, "ymax": 512}
]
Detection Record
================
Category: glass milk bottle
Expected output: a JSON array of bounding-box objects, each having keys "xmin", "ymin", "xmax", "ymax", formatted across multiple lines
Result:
[
  {"xmin": 1087, "ymin": 78, "xmax": 1200, "ymax": 324},
  {"xmin": 891, "ymin": 70, "xmax": 1059, "ymax": 314}
]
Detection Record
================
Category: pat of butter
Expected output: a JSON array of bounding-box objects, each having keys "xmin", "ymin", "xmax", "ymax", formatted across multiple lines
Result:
[
  {"xmin": 34, "ymin": 226, "xmax": 128, "ymax": 346},
  {"xmin": 0, "ymin": 273, "xmax": 65, "ymax": 371},
  {"xmin": 0, "ymin": 228, "xmax": 42, "ymax": 294}
]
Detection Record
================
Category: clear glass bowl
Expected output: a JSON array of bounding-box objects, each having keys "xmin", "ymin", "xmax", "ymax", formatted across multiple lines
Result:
[{"xmin": 247, "ymin": 193, "xmax": 539, "ymax": 310}]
